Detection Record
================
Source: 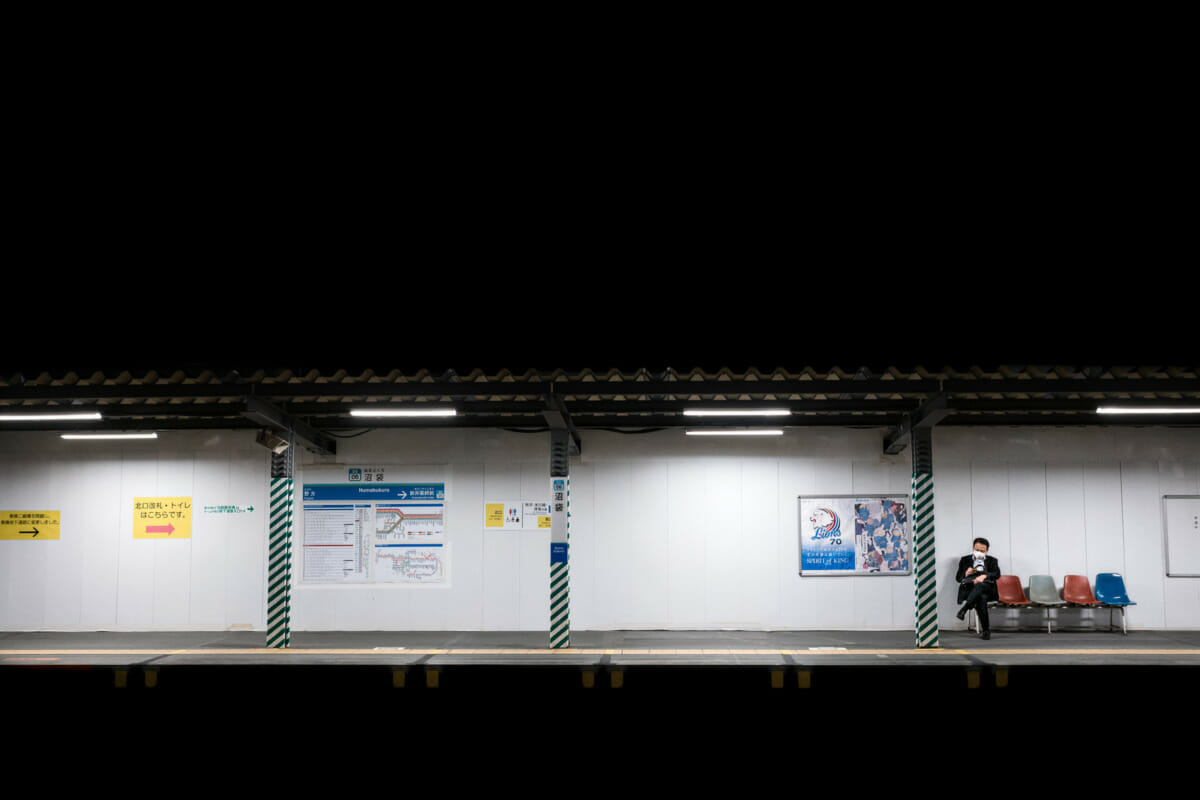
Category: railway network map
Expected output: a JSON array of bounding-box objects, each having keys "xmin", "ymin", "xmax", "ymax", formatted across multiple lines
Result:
[
  {"xmin": 375, "ymin": 504, "xmax": 444, "ymax": 543},
  {"xmin": 374, "ymin": 544, "xmax": 447, "ymax": 583},
  {"xmin": 373, "ymin": 503, "xmax": 447, "ymax": 583}
]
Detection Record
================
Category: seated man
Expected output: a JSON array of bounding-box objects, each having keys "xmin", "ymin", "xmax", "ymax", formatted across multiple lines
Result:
[{"xmin": 955, "ymin": 537, "xmax": 1001, "ymax": 639}]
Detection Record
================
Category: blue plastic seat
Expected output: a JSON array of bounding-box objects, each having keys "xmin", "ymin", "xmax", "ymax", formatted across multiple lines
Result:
[{"xmin": 1095, "ymin": 572, "xmax": 1137, "ymax": 634}]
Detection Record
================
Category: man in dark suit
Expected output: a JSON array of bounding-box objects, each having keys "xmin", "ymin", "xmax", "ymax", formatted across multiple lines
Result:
[{"xmin": 955, "ymin": 537, "xmax": 1001, "ymax": 639}]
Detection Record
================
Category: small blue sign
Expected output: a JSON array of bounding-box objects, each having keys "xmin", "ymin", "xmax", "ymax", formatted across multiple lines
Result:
[{"xmin": 551, "ymin": 542, "xmax": 569, "ymax": 564}]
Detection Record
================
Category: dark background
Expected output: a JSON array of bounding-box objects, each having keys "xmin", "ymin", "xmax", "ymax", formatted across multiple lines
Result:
[{"xmin": 8, "ymin": 20, "xmax": 1192, "ymax": 377}]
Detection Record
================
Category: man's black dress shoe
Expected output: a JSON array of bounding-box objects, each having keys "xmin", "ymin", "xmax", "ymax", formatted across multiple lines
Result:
[
  {"xmin": 956, "ymin": 605, "xmax": 968, "ymax": 620},
  {"xmin": 981, "ymin": 630, "xmax": 991, "ymax": 640}
]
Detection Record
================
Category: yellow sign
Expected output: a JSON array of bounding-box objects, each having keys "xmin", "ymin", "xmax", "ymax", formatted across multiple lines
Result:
[
  {"xmin": 484, "ymin": 503, "xmax": 505, "ymax": 528},
  {"xmin": 133, "ymin": 497, "xmax": 192, "ymax": 539},
  {"xmin": 0, "ymin": 510, "xmax": 61, "ymax": 540},
  {"xmin": 537, "ymin": 516, "xmax": 551, "ymax": 528}
]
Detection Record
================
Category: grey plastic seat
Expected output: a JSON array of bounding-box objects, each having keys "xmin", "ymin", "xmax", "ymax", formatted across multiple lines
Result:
[{"xmin": 1028, "ymin": 574, "xmax": 1065, "ymax": 633}]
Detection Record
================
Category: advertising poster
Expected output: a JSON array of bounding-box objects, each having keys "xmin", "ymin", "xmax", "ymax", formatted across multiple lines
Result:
[{"xmin": 799, "ymin": 495, "xmax": 910, "ymax": 575}]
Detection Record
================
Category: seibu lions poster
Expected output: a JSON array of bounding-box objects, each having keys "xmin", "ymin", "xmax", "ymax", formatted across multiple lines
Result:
[{"xmin": 798, "ymin": 495, "xmax": 910, "ymax": 575}]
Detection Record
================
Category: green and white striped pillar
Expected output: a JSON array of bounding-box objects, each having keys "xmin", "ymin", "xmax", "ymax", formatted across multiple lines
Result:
[
  {"xmin": 267, "ymin": 440, "xmax": 294, "ymax": 649},
  {"xmin": 911, "ymin": 428, "xmax": 939, "ymax": 648},
  {"xmin": 549, "ymin": 430, "xmax": 570, "ymax": 649}
]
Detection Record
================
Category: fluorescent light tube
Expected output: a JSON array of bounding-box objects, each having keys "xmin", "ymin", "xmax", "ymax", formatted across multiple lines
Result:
[
  {"xmin": 683, "ymin": 409, "xmax": 792, "ymax": 417},
  {"xmin": 61, "ymin": 433, "xmax": 158, "ymax": 440},
  {"xmin": 1096, "ymin": 406, "xmax": 1200, "ymax": 415},
  {"xmin": 350, "ymin": 409, "xmax": 457, "ymax": 417},
  {"xmin": 685, "ymin": 429, "xmax": 784, "ymax": 436},
  {"xmin": 0, "ymin": 412, "xmax": 103, "ymax": 422}
]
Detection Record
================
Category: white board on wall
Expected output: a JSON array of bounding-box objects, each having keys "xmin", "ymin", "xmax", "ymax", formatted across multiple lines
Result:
[{"xmin": 1163, "ymin": 496, "xmax": 1200, "ymax": 576}]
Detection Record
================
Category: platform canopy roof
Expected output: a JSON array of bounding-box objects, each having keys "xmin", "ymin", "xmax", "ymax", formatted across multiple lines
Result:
[{"xmin": 6, "ymin": 269, "xmax": 1196, "ymax": 454}]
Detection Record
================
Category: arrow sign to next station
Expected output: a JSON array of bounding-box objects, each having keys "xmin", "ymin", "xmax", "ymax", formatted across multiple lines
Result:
[
  {"xmin": 146, "ymin": 523, "xmax": 176, "ymax": 535},
  {"xmin": 19, "ymin": 527, "xmax": 39, "ymax": 537}
]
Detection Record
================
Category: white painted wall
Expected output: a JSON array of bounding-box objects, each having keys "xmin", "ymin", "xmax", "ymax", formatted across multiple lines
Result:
[
  {"xmin": 0, "ymin": 431, "xmax": 267, "ymax": 631},
  {"xmin": 2, "ymin": 425, "xmax": 1197, "ymax": 631}
]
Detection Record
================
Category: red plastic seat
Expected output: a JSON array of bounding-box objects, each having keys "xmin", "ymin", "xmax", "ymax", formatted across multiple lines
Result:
[
  {"xmin": 996, "ymin": 575, "xmax": 1032, "ymax": 606},
  {"xmin": 1063, "ymin": 574, "xmax": 1102, "ymax": 606}
]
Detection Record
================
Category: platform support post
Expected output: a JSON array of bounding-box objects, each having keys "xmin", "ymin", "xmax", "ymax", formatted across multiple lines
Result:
[
  {"xmin": 912, "ymin": 427, "xmax": 939, "ymax": 648},
  {"xmin": 550, "ymin": 429, "xmax": 570, "ymax": 649},
  {"xmin": 267, "ymin": 434, "xmax": 294, "ymax": 649}
]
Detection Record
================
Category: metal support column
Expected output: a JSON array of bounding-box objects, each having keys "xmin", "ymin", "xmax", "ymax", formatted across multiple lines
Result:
[
  {"xmin": 267, "ymin": 432, "xmax": 295, "ymax": 648},
  {"xmin": 911, "ymin": 427, "xmax": 939, "ymax": 648},
  {"xmin": 549, "ymin": 428, "xmax": 570, "ymax": 649}
]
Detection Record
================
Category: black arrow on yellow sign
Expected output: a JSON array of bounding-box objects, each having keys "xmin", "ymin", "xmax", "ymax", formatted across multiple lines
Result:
[{"xmin": 19, "ymin": 527, "xmax": 39, "ymax": 537}]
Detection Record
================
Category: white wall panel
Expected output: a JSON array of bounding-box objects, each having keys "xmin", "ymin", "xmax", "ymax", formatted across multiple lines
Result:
[
  {"xmin": 0, "ymin": 454, "xmax": 48, "ymax": 627},
  {"xmin": 37, "ymin": 458, "xmax": 74, "ymax": 627},
  {"xmin": 517, "ymin": 460, "xmax": 550, "ymax": 630},
  {"xmin": 702, "ymin": 459, "xmax": 743, "ymax": 625},
  {"xmin": 970, "ymin": 461, "xmax": 1011, "ymax": 560},
  {"xmin": 190, "ymin": 452, "xmax": 228, "ymax": 627},
  {"xmin": 566, "ymin": 463, "xmax": 595, "ymax": 629},
  {"xmin": 1120, "ymin": 461, "xmax": 1167, "ymax": 627},
  {"xmin": 630, "ymin": 461, "xmax": 669, "ymax": 626},
  {"xmin": 153, "ymin": 449, "xmax": 195, "ymax": 628},
  {"xmin": 481, "ymin": 461, "xmax": 522, "ymax": 630},
  {"xmin": 1045, "ymin": 462, "xmax": 1086, "ymax": 583},
  {"xmin": 1083, "ymin": 462, "xmax": 1125, "ymax": 580},
  {"xmin": 667, "ymin": 460, "xmax": 707, "ymax": 627},
  {"xmin": 1007, "ymin": 464, "xmax": 1049, "ymax": 585},
  {"xmin": 79, "ymin": 455, "xmax": 122, "ymax": 627},
  {"xmin": 933, "ymin": 459, "xmax": 973, "ymax": 622},
  {"xmin": 1160, "ymin": 460, "xmax": 1199, "ymax": 628},
  {"xmin": 776, "ymin": 459, "xmax": 815, "ymax": 628},
  {"xmin": 117, "ymin": 454, "xmax": 156, "ymax": 627},
  {"xmin": 227, "ymin": 451, "xmax": 266, "ymax": 628},
  {"xmin": 3, "ymin": 426, "xmax": 1199, "ymax": 632},
  {"xmin": 444, "ymin": 462, "xmax": 484, "ymax": 629},
  {"xmin": 740, "ymin": 459, "xmax": 777, "ymax": 627}
]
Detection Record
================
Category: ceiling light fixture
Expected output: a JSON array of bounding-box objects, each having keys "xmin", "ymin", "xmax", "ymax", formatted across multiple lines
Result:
[
  {"xmin": 683, "ymin": 409, "xmax": 792, "ymax": 417},
  {"xmin": 1096, "ymin": 406, "xmax": 1200, "ymax": 415},
  {"xmin": 350, "ymin": 408, "xmax": 458, "ymax": 417},
  {"xmin": 0, "ymin": 412, "xmax": 103, "ymax": 422},
  {"xmin": 60, "ymin": 432, "xmax": 158, "ymax": 440},
  {"xmin": 685, "ymin": 429, "xmax": 784, "ymax": 436}
]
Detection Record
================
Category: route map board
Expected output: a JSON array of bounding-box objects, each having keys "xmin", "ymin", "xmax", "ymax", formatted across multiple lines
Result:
[{"xmin": 301, "ymin": 470, "xmax": 446, "ymax": 584}]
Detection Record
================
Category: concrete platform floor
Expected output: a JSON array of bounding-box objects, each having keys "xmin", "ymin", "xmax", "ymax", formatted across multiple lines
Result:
[{"xmin": 4, "ymin": 628, "xmax": 1198, "ymax": 687}]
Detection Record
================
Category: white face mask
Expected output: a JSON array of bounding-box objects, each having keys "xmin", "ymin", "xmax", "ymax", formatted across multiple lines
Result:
[{"xmin": 972, "ymin": 550, "xmax": 987, "ymax": 561}]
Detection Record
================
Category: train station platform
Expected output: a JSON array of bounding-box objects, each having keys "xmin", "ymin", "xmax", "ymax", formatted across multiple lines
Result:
[
  {"xmin": 7, "ymin": 627, "xmax": 1197, "ymax": 770},
  {"xmin": 4, "ymin": 627, "xmax": 1198, "ymax": 695}
]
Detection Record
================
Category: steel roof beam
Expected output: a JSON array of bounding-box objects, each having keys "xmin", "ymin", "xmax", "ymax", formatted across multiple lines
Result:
[
  {"xmin": 542, "ymin": 394, "xmax": 581, "ymax": 456},
  {"xmin": 4, "ymin": 377, "xmax": 1200, "ymax": 404},
  {"xmin": 884, "ymin": 394, "xmax": 951, "ymax": 455},
  {"xmin": 241, "ymin": 397, "xmax": 337, "ymax": 456}
]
